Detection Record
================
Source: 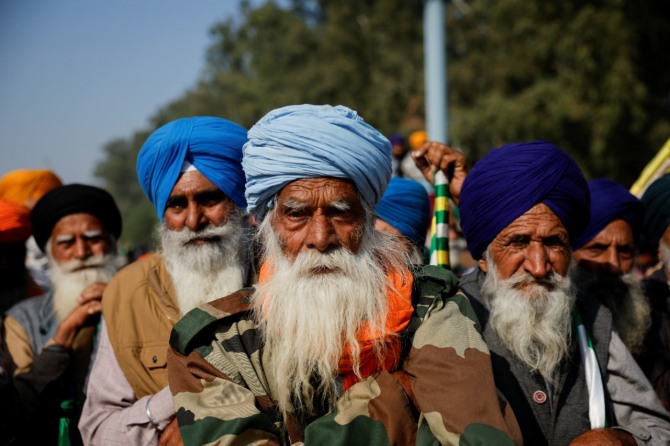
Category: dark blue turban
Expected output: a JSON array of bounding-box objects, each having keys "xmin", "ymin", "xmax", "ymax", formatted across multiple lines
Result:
[
  {"xmin": 375, "ymin": 178, "xmax": 431, "ymax": 247},
  {"xmin": 136, "ymin": 117, "xmax": 248, "ymax": 221},
  {"xmin": 573, "ymin": 178, "xmax": 643, "ymax": 249},
  {"xmin": 243, "ymin": 105, "xmax": 392, "ymax": 222},
  {"xmin": 641, "ymin": 173, "xmax": 670, "ymax": 248},
  {"xmin": 459, "ymin": 140, "xmax": 590, "ymax": 259}
]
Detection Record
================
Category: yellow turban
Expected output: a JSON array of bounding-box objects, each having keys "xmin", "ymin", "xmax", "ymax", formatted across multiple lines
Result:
[
  {"xmin": 408, "ymin": 130, "xmax": 428, "ymax": 151},
  {"xmin": 0, "ymin": 169, "xmax": 63, "ymax": 209}
]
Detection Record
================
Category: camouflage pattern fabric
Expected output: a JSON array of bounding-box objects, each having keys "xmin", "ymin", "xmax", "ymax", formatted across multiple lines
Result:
[{"xmin": 167, "ymin": 265, "xmax": 522, "ymax": 445}]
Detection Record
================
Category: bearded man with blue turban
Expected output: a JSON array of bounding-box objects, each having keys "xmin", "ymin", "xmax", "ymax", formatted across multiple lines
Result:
[
  {"xmin": 80, "ymin": 117, "xmax": 254, "ymax": 446},
  {"xmin": 167, "ymin": 105, "xmax": 522, "ymax": 446},
  {"xmin": 457, "ymin": 141, "xmax": 670, "ymax": 445}
]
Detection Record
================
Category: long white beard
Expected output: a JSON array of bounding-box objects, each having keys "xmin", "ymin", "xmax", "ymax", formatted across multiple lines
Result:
[
  {"xmin": 47, "ymin": 249, "xmax": 118, "ymax": 323},
  {"xmin": 160, "ymin": 215, "xmax": 248, "ymax": 316},
  {"xmin": 254, "ymin": 214, "xmax": 409, "ymax": 414},
  {"xmin": 481, "ymin": 255, "xmax": 576, "ymax": 381},
  {"xmin": 571, "ymin": 267, "xmax": 651, "ymax": 356}
]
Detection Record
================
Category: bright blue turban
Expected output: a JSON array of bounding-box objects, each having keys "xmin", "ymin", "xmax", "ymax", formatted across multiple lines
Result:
[
  {"xmin": 641, "ymin": 173, "xmax": 670, "ymax": 248},
  {"xmin": 375, "ymin": 177, "xmax": 431, "ymax": 247},
  {"xmin": 573, "ymin": 178, "xmax": 643, "ymax": 249},
  {"xmin": 459, "ymin": 140, "xmax": 590, "ymax": 259},
  {"xmin": 136, "ymin": 117, "xmax": 248, "ymax": 221},
  {"xmin": 243, "ymin": 104, "xmax": 392, "ymax": 221}
]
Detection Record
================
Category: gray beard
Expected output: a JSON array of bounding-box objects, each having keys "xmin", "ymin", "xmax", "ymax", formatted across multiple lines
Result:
[
  {"xmin": 481, "ymin": 255, "xmax": 576, "ymax": 381},
  {"xmin": 253, "ymin": 212, "xmax": 410, "ymax": 415},
  {"xmin": 160, "ymin": 216, "xmax": 248, "ymax": 316},
  {"xmin": 571, "ymin": 267, "xmax": 651, "ymax": 356},
  {"xmin": 47, "ymin": 251, "xmax": 118, "ymax": 322}
]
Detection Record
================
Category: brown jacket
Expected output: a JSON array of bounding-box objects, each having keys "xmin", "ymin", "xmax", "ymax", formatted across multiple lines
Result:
[{"xmin": 102, "ymin": 253, "xmax": 179, "ymax": 398}]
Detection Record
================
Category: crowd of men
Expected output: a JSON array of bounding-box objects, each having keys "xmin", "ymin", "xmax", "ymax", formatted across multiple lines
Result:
[{"xmin": 1, "ymin": 104, "xmax": 670, "ymax": 446}]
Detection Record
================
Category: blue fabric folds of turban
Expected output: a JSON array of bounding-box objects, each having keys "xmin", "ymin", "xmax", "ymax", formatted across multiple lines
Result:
[
  {"xmin": 136, "ymin": 117, "xmax": 248, "ymax": 221},
  {"xmin": 375, "ymin": 178, "xmax": 431, "ymax": 247},
  {"xmin": 641, "ymin": 173, "xmax": 670, "ymax": 248},
  {"xmin": 459, "ymin": 140, "xmax": 590, "ymax": 259},
  {"xmin": 573, "ymin": 178, "xmax": 643, "ymax": 249},
  {"xmin": 243, "ymin": 104, "xmax": 392, "ymax": 221}
]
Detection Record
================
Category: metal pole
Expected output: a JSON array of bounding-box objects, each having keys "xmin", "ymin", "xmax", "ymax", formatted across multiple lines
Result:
[{"xmin": 424, "ymin": 0, "xmax": 447, "ymax": 144}]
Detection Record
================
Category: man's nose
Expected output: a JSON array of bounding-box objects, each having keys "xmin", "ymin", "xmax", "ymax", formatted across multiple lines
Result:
[
  {"xmin": 523, "ymin": 242, "xmax": 551, "ymax": 278},
  {"xmin": 73, "ymin": 238, "xmax": 91, "ymax": 260},
  {"xmin": 305, "ymin": 214, "xmax": 338, "ymax": 252},
  {"xmin": 604, "ymin": 247, "xmax": 623, "ymax": 275},
  {"xmin": 184, "ymin": 203, "xmax": 206, "ymax": 231}
]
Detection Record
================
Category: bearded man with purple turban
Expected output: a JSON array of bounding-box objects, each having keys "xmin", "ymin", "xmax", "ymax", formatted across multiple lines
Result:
[
  {"xmin": 80, "ymin": 117, "xmax": 254, "ymax": 446},
  {"xmin": 166, "ymin": 105, "xmax": 522, "ymax": 445},
  {"xmin": 456, "ymin": 141, "xmax": 670, "ymax": 445},
  {"xmin": 570, "ymin": 179, "xmax": 651, "ymax": 360}
]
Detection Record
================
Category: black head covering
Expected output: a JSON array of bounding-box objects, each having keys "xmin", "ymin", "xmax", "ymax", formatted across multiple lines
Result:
[{"xmin": 30, "ymin": 184, "xmax": 122, "ymax": 252}]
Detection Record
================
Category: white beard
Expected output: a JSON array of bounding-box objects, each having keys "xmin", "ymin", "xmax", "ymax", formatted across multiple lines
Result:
[
  {"xmin": 254, "ymin": 213, "xmax": 410, "ymax": 414},
  {"xmin": 571, "ymin": 267, "xmax": 651, "ymax": 356},
  {"xmin": 160, "ymin": 213, "xmax": 248, "ymax": 316},
  {"xmin": 481, "ymin": 253, "xmax": 576, "ymax": 381},
  {"xmin": 47, "ymin": 248, "xmax": 118, "ymax": 323}
]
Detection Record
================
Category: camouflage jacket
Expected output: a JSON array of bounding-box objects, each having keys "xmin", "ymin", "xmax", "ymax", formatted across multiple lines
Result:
[{"xmin": 167, "ymin": 265, "xmax": 522, "ymax": 445}]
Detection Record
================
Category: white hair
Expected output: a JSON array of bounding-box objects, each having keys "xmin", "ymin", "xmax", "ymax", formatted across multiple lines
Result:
[
  {"xmin": 46, "ymin": 242, "xmax": 118, "ymax": 322},
  {"xmin": 571, "ymin": 267, "xmax": 651, "ymax": 356},
  {"xmin": 481, "ymin": 248, "xmax": 576, "ymax": 381},
  {"xmin": 253, "ymin": 203, "xmax": 410, "ymax": 414},
  {"xmin": 160, "ymin": 207, "xmax": 249, "ymax": 316}
]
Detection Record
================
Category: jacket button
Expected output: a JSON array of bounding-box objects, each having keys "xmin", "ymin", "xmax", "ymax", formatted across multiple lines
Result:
[
  {"xmin": 533, "ymin": 390, "xmax": 547, "ymax": 404},
  {"xmin": 152, "ymin": 356, "xmax": 158, "ymax": 364}
]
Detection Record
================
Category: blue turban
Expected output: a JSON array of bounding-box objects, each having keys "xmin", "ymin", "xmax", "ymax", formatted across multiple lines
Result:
[
  {"xmin": 243, "ymin": 104, "xmax": 392, "ymax": 221},
  {"xmin": 375, "ymin": 178, "xmax": 431, "ymax": 247},
  {"xmin": 136, "ymin": 117, "xmax": 248, "ymax": 221},
  {"xmin": 641, "ymin": 173, "xmax": 670, "ymax": 248},
  {"xmin": 573, "ymin": 178, "xmax": 643, "ymax": 249},
  {"xmin": 459, "ymin": 140, "xmax": 590, "ymax": 259}
]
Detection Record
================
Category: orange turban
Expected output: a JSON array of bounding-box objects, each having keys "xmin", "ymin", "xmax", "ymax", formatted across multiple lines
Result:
[
  {"xmin": 0, "ymin": 199, "xmax": 32, "ymax": 243},
  {"xmin": 0, "ymin": 169, "xmax": 63, "ymax": 208},
  {"xmin": 408, "ymin": 130, "xmax": 428, "ymax": 150}
]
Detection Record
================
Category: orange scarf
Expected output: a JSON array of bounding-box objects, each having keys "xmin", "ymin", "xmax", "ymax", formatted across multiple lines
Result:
[{"xmin": 258, "ymin": 262, "xmax": 414, "ymax": 391}]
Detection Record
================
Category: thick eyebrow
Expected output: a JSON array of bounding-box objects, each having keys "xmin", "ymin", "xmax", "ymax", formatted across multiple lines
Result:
[
  {"xmin": 54, "ymin": 230, "xmax": 104, "ymax": 243},
  {"xmin": 281, "ymin": 199, "xmax": 309, "ymax": 211},
  {"xmin": 55, "ymin": 234, "xmax": 75, "ymax": 243},
  {"xmin": 330, "ymin": 200, "xmax": 352, "ymax": 211}
]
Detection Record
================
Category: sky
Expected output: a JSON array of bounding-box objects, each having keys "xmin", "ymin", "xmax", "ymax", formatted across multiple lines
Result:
[{"xmin": 0, "ymin": 1, "xmax": 246, "ymax": 186}]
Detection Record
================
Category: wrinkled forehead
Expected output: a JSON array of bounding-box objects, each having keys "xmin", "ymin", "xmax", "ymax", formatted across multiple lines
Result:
[{"xmin": 275, "ymin": 177, "xmax": 362, "ymax": 209}]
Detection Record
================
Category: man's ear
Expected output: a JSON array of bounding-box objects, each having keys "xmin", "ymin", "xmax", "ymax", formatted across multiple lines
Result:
[{"xmin": 478, "ymin": 257, "xmax": 488, "ymax": 272}]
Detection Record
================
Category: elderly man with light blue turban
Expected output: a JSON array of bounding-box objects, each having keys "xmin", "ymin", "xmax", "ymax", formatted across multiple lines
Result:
[
  {"xmin": 80, "ymin": 116, "xmax": 254, "ymax": 446},
  {"xmin": 457, "ymin": 140, "xmax": 670, "ymax": 445},
  {"xmin": 167, "ymin": 104, "xmax": 523, "ymax": 446}
]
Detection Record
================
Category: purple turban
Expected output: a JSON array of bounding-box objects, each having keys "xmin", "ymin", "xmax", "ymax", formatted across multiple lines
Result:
[
  {"xmin": 459, "ymin": 140, "xmax": 590, "ymax": 259},
  {"xmin": 573, "ymin": 178, "xmax": 643, "ymax": 249}
]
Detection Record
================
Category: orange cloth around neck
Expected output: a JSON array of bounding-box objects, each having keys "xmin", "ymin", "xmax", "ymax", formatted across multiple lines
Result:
[{"xmin": 258, "ymin": 262, "xmax": 414, "ymax": 391}]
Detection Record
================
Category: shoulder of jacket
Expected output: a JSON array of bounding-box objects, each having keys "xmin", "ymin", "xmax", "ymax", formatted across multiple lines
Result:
[{"xmin": 169, "ymin": 287, "xmax": 255, "ymax": 355}]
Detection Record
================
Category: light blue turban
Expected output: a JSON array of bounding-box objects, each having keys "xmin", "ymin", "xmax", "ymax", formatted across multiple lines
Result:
[
  {"xmin": 136, "ymin": 117, "xmax": 248, "ymax": 221},
  {"xmin": 243, "ymin": 104, "xmax": 392, "ymax": 221}
]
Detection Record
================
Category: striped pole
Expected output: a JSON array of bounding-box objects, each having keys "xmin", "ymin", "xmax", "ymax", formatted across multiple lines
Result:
[{"xmin": 429, "ymin": 170, "xmax": 450, "ymax": 268}]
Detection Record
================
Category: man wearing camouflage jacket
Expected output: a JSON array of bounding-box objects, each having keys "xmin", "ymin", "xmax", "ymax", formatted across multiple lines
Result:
[{"xmin": 167, "ymin": 104, "xmax": 522, "ymax": 445}]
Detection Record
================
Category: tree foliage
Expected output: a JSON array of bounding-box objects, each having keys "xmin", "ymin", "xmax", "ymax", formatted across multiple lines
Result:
[{"xmin": 95, "ymin": 0, "xmax": 670, "ymax": 247}]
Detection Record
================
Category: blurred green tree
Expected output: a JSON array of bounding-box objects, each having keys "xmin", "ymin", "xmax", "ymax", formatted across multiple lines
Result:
[{"xmin": 95, "ymin": 0, "xmax": 670, "ymax": 248}]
